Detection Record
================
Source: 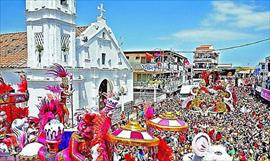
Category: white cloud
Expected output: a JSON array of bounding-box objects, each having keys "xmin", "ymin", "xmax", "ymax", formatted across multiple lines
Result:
[
  {"xmin": 159, "ymin": 1, "xmax": 268, "ymax": 42},
  {"xmin": 161, "ymin": 28, "xmax": 254, "ymax": 42},
  {"xmin": 203, "ymin": 1, "xmax": 270, "ymax": 30}
]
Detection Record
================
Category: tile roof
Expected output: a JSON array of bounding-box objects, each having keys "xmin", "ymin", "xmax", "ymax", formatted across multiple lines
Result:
[
  {"xmin": 0, "ymin": 32, "xmax": 27, "ymax": 68},
  {"xmin": 0, "ymin": 26, "xmax": 87, "ymax": 68},
  {"xmin": 76, "ymin": 26, "xmax": 87, "ymax": 37}
]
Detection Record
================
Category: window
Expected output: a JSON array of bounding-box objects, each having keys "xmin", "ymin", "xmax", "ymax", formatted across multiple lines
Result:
[
  {"xmin": 87, "ymin": 51, "xmax": 90, "ymax": 59},
  {"xmin": 102, "ymin": 53, "xmax": 106, "ymax": 65},
  {"xmin": 61, "ymin": 33, "xmax": 70, "ymax": 52},
  {"xmin": 118, "ymin": 53, "xmax": 122, "ymax": 64},
  {"xmin": 34, "ymin": 32, "xmax": 44, "ymax": 53},
  {"xmin": 102, "ymin": 32, "xmax": 106, "ymax": 39},
  {"xmin": 137, "ymin": 74, "xmax": 141, "ymax": 81},
  {"xmin": 60, "ymin": 0, "xmax": 68, "ymax": 5},
  {"xmin": 126, "ymin": 56, "xmax": 129, "ymax": 60},
  {"xmin": 135, "ymin": 56, "xmax": 140, "ymax": 60},
  {"xmin": 35, "ymin": 32, "xmax": 44, "ymax": 64},
  {"xmin": 38, "ymin": 53, "xmax": 41, "ymax": 63},
  {"xmin": 141, "ymin": 57, "xmax": 146, "ymax": 63},
  {"xmin": 63, "ymin": 54, "xmax": 68, "ymax": 63}
]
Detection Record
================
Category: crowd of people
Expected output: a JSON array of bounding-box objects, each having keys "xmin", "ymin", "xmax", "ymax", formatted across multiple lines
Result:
[
  {"xmin": 179, "ymin": 84, "xmax": 269, "ymax": 161},
  {"xmin": 121, "ymin": 81, "xmax": 269, "ymax": 161}
]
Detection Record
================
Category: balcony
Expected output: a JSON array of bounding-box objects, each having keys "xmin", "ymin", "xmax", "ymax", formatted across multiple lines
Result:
[
  {"xmin": 193, "ymin": 57, "xmax": 218, "ymax": 64},
  {"xmin": 133, "ymin": 79, "xmax": 183, "ymax": 90},
  {"xmin": 193, "ymin": 68, "xmax": 208, "ymax": 71},
  {"xmin": 131, "ymin": 61, "xmax": 184, "ymax": 73}
]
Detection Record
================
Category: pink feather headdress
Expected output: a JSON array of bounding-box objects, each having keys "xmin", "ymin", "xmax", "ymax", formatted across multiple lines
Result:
[
  {"xmin": 47, "ymin": 63, "xmax": 69, "ymax": 78},
  {"xmin": 45, "ymin": 85, "xmax": 62, "ymax": 93}
]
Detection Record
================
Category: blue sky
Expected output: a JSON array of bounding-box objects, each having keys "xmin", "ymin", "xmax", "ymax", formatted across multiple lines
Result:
[{"xmin": 0, "ymin": 0, "xmax": 269, "ymax": 66}]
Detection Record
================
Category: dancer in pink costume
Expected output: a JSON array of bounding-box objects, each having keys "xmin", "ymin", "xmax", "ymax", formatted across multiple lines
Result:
[
  {"xmin": 47, "ymin": 63, "xmax": 74, "ymax": 125},
  {"xmin": 145, "ymin": 104, "xmax": 155, "ymax": 120},
  {"xmin": 55, "ymin": 95, "xmax": 119, "ymax": 161}
]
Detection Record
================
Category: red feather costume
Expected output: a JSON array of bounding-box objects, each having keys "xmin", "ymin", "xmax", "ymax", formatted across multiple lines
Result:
[{"xmin": 157, "ymin": 137, "xmax": 174, "ymax": 161}]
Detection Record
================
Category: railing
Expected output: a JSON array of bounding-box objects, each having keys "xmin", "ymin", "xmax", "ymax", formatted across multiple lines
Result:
[
  {"xmin": 140, "ymin": 63, "xmax": 184, "ymax": 72},
  {"xmin": 134, "ymin": 80, "xmax": 183, "ymax": 88}
]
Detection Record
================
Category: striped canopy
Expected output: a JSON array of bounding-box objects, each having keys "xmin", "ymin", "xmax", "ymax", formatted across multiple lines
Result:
[
  {"xmin": 106, "ymin": 120, "xmax": 159, "ymax": 147},
  {"xmin": 146, "ymin": 112, "xmax": 188, "ymax": 132}
]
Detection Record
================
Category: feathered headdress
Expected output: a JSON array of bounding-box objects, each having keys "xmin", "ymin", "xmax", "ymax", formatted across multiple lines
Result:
[
  {"xmin": 47, "ymin": 63, "xmax": 68, "ymax": 78},
  {"xmin": 0, "ymin": 78, "xmax": 13, "ymax": 95},
  {"xmin": 18, "ymin": 74, "xmax": 28, "ymax": 93},
  {"xmin": 45, "ymin": 85, "xmax": 62, "ymax": 93},
  {"xmin": 37, "ymin": 98, "xmax": 64, "ymax": 129}
]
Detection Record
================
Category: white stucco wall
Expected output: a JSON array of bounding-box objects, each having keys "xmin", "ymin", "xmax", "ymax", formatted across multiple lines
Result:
[{"xmin": 1, "ymin": 1, "xmax": 134, "ymax": 118}]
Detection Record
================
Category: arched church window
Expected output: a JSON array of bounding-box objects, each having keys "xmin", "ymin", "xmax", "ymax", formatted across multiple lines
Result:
[
  {"xmin": 61, "ymin": 33, "xmax": 70, "ymax": 52},
  {"xmin": 34, "ymin": 32, "xmax": 44, "ymax": 66},
  {"xmin": 102, "ymin": 53, "xmax": 106, "ymax": 65},
  {"xmin": 61, "ymin": 33, "xmax": 70, "ymax": 63},
  {"xmin": 38, "ymin": 53, "xmax": 41, "ymax": 63},
  {"xmin": 102, "ymin": 32, "xmax": 106, "ymax": 39},
  {"xmin": 34, "ymin": 32, "xmax": 44, "ymax": 53},
  {"xmin": 118, "ymin": 52, "xmax": 122, "ymax": 65},
  {"xmin": 63, "ymin": 54, "xmax": 68, "ymax": 63},
  {"xmin": 87, "ymin": 51, "xmax": 90, "ymax": 59}
]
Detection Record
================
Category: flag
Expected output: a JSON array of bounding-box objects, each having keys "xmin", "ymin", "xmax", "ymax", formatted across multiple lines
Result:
[
  {"xmin": 154, "ymin": 52, "xmax": 161, "ymax": 57},
  {"xmin": 183, "ymin": 59, "xmax": 190, "ymax": 66},
  {"xmin": 145, "ymin": 52, "xmax": 154, "ymax": 60}
]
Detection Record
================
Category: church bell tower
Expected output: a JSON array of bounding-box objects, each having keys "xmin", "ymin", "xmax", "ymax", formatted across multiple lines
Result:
[{"xmin": 26, "ymin": 0, "xmax": 76, "ymax": 68}]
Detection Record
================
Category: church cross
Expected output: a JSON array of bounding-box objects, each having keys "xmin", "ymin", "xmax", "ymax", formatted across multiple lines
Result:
[{"xmin": 98, "ymin": 3, "xmax": 106, "ymax": 18}]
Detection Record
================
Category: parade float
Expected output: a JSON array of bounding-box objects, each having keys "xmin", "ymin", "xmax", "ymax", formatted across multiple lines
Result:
[
  {"xmin": 0, "ymin": 73, "xmax": 29, "ymax": 129},
  {"xmin": 146, "ymin": 111, "xmax": 188, "ymax": 160},
  {"xmin": 182, "ymin": 71, "xmax": 236, "ymax": 114},
  {"xmin": 106, "ymin": 120, "xmax": 159, "ymax": 160},
  {"xmin": 146, "ymin": 112, "xmax": 188, "ymax": 133},
  {"xmin": 0, "ymin": 63, "xmax": 122, "ymax": 161},
  {"xmin": 183, "ymin": 132, "xmax": 232, "ymax": 161},
  {"xmin": 0, "ymin": 73, "xmax": 29, "ymax": 158}
]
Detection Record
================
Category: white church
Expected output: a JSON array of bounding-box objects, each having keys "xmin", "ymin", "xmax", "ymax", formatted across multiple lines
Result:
[{"xmin": 0, "ymin": 0, "xmax": 133, "ymax": 117}]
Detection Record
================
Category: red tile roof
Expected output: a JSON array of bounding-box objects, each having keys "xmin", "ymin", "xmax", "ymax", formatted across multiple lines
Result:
[{"xmin": 0, "ymin": 26, "xmax": 87, "ymax": 68}]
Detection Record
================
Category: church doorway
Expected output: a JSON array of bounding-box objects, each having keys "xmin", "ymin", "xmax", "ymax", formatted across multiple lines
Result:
[{"xmin": 98, "ymin": 79, "xmax": 113, "ymax": 110}]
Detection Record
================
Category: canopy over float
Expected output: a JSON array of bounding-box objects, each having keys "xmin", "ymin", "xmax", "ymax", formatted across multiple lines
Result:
[
  {"xmin": 106, "ymin": 120, "xmax": 159, "ymax": 160},
  {"xmin": 146, "ymin": 112, "xmax": 188, "ymax": 132},
  {"xmin": 106, "ymin": 120, "xmax": 159, "ymax": 146}
]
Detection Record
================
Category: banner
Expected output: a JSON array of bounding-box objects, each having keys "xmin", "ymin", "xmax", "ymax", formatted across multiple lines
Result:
[
  {"xmin": 141, "ymin": 64, "xmax": 156, "ymax": 71},
  {"xmin": 261, "ymin": 88, "xmax": 270, "ymax": 101}
]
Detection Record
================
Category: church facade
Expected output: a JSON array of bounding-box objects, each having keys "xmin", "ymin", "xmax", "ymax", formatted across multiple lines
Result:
[{"xmin": 0, "ymin": 0, "xmax": 133, "ymax": 117}]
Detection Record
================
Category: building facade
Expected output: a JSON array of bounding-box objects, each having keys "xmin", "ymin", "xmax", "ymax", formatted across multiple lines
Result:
[
  {"xmin": 124, "ymin": 50, "xmax": 189, "ymax": 104},
  {"xmin": 193, "ymin": 45, "xmax": 219, "ymax": 83},
  {"xmin": 254, "ymin": 56, "xmax": 270, "ymax": 89},
  {"xmin": 0, "ymin": 0, "xmax": 133, "ymax": 118}
]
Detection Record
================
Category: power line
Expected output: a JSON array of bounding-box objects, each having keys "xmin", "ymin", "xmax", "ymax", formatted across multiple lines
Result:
[
  {"xmin": 217, "ymin": 38, "xmax": 270, "ymax": 51},
  {"xmin": 174, "ymin": 37, "xmax": 270, "ymax": 54}
]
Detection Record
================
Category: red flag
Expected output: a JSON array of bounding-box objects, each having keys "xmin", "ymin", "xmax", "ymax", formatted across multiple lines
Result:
[{"xmin": 145, "ymin": 52, "xmax": 154, "ymax": 60}]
